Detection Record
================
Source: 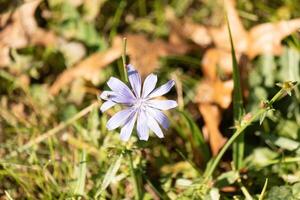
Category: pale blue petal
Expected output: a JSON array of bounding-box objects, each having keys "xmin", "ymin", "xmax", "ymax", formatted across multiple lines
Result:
[
  {"xmin": 107, "ymin": 77, "xmax": 135, "ymax": 100},
  {"xmin": 127, "ymin": 64, "xmax": 142, "ymax": 98},
  {"xmin": 120, "ymin": 112, "xmax": 137, "ymax": 141},
  {"xmin": 136, "ymin": 110, "xmax": 149, "ymax": 141},
  {"xmin": 100, "ymin": 91, "xmax": 134, "ymax": 104},
  {"xmin": 99, "ymin": 91, "xmax": 114, "ymax": 100},
  {"xmin": 148, "ymin": 80, "xmax": 175, "ymax": 98},
  {"xmin": 147, "ymin": 100, "xmax": 177, "ymax": 110},
  {"xmin": 146, "ymin": 113, "xmax": 164, "ymax": 138},
  {"xmin": 142, "ymin": 74, "xmax": 157, "ymax": 98},
  {"xmin": 106, "ymin": 108, "xmax": 134, "ymax": 130},
  {"xmin": 146, "ymin": 108, "xmax": 169, "ymax": 129},
  {"xmin": 100, "ymin": 100, "xmax": 116, "ymax": 112}
]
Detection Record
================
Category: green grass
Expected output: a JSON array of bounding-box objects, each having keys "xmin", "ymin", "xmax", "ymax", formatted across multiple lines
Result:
[{"xmin": 0, "ymin": 0, "xmax": 300, "ymax": 199}]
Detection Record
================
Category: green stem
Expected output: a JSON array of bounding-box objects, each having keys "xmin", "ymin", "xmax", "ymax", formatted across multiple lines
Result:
[
  {"xmin": 203, "ymin": 89, "xmax": 285, "ymax": 181},
  {"xmin": 122, "ymin": 37, "xmax": 128, "ymax": 83},
  {"xmin": 128, "ymin": 151, "xmax": 142, "ymax": 200}
]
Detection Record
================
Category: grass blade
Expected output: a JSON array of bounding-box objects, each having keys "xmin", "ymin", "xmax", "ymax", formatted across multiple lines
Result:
[
  {"xmin": 95, "ymin": 154, "xmax": 123, "ymax": 198},
  {"xmin": 178, "ymin": 110, "xmax": 210, "ymax": 163},
  {"xmin": 73, "ymin": 150, "xmax": 87, "ymax": 197},
  {"xmin": 259, "ymin": 178, "xmax": 268, "ymax": 200},
  {"xmin": 227, "ymin": 16, "xmax": 245, "ymax": 169}
]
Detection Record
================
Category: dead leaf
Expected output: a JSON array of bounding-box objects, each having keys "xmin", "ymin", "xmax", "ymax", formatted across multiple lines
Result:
[
  {"xmin": 195, "ymin": 79, "xmax": 233, "ymax": 109},
  {"xmin": 168, "ymin": 18, "xmax": 212, "ymax": 47},
  {"xmin": 126, "ymin": 34, "xmax": 190, "ymax": 76},
  {"xmin": 247, "ymin": 19, "xmax": 300, "ymax": 58},
  {"xmin": 199, "ymin": 104, "xmax": 226, "ymax": 156},
  {"xmin": 50, "ymin": 33, "xmax": 191, "ymax": 95},
  {"xmin": 49, "ymin": 37, "xmax": 122, "ymax": 95},
  {"xmin": 208, "ymin": 0, "xmax": 248, "ymax": 53},
  {"xmin": 201, "ymin": 48, "xmax": 237, "ymax": 80},
  {"xmin": 0, "ymin": 0, "xmax": 58, "ymax": 67}
]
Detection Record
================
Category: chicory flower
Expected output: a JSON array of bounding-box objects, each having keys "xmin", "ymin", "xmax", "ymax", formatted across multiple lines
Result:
[{"xmin": 100, "ymin": 64, "xmax": 177, "ymax": 141}]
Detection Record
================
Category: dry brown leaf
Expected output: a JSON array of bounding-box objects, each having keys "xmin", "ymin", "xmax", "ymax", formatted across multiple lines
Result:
[
  {"xmin": 247, "ymin": 19, "xmax": 300, "ymax": 58},
  {"xmin": 201, "ymin": 48, "xmax": 237, "ymax": 80},
  {"xmin": 199, "ymin": 104, "xmax": 226, "ymax": 156},
  {"xmin": 195, "ymin": 79, "xmax": 233, "ymax": 109},
  {"xmin": 208, "ymin": 0, "xmax": 248, "ymax": 53},
  {"xmin": 168, "ymin": 18, "xmax": 212, "ymax": 47},
  {"xmin": 0, "ymin": 0, "xmax": 58, "ymax": 67},
  {"xmin": 50, "ymin": 33, "xmax": 191, "ymax": 95},
  {"xmin": 126, "ymin": 34, "xmax": 190, "ymax": 76},
  {"xmin": 49, "ymin": 37, "xmax": 122, "ymax": 95}
]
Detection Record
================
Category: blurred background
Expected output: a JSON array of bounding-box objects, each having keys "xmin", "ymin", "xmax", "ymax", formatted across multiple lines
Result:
[{"xmin": 0, "ymin": 0, "xmax": 300, "ymax": 199}]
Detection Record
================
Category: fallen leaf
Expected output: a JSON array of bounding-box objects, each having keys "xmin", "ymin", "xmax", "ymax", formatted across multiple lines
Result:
[
  {"xmin": 50, "ymin": 36, "xmax": 122, "ymax": 95},
  {"xmin": 247, "ymin": 19, "xmax": 300, "ymax": 58},
  {"xmin": 126, "ymin": 34, "xmax": 190, "ymax": 76},
  {"xmin": 50, "ymin": 33, "xmax": 191, "ymax": 95},
  {"xmin": 201, "ymin": 48, "xmax": 236, "ymax": 80},
  {"xmin": 0, "ymin": 0, "xmax": 58, "ymax": 67},
  {"xmin": 199, "ymin": 104, "xmax": 226, "ymax": 156},
  {"xmin": 195, "ymin": 79, "xmax": 233, "ymax": 109},
  {"xmin": 208, "ymin": 0, "xmax": 248, "ymax": 53},
  {"xmin": 168, "ymin": 18, "xmax": 212, "ymax": 47}
]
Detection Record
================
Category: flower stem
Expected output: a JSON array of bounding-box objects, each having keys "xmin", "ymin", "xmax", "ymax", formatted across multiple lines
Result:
[
  {"xmin": 122, "ymin": 37, "xmax": 129, "ymax": 83},
  {"xmin": 203, "ymin": 89, "xmax": 286, "ymax": 181},
  {"xmin": 127, "ymin": 150, "xmax": 142, "ymax": 200}
]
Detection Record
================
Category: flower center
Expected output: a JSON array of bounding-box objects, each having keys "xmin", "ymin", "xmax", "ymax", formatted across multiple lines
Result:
[{"xmin": 134, "ymin": 98, "xmax": 147, "ymax": 110}]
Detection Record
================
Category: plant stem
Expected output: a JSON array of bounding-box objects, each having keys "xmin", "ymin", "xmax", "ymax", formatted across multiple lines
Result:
[
  {"xmin": 5, "ymin": 102, "xmax": 100, "ymax": 159},
  {"xmin": 203, "ymin": 89, "xmax": 285, "ymax": 181},
  {"xmin": 127, "ymin": 151, "xmax": 142, "ymax": 200},
  {"xmin": 122, "ymin": 37, "xmax": 128, "ymax": 83}
]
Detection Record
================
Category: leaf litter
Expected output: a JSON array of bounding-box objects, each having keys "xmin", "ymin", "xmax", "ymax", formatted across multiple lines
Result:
[{"xmin": 1, "ymin": 0, "xmax": 300, "ymax": 198}]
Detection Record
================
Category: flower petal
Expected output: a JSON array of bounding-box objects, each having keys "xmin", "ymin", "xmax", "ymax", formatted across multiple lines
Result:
[
  {"xmin": 106, "ymin": 108, "xmax": 134, "ymax": 130},
  {"xmin": 136, "ymin": 110, "xmax": 149, "ymax": 141},
  {"xmin": 148, "ymin": 80, "xmax": 175, "ymax": 98},
  {"xmin": 100, "ymin": 100, "xmax": 116, "ymax": 112},
  {"xmin": 146, "ymin": 113, "xmax": 164, "ymax": 138},
  {"xmin": 142, "ymin": 74, "xmax": 157, "ymax": 98},
  {"xmin": 100, "ymin": 91, "xmax": 134, "ymax": 104},
  {"xmin": 99, "ymin": 91, "xmax": 114, "ymax": 100},
  {"xmin": 146, "ymin": 108, "xmax": 169, "ymax": 129},
  {"xmin": 147, "ymin": 100, "xmax": 178, "ymax": 110},
  {"xmin": 127, "ymin": 64, "xmax": 142, "ymax": 98},
  {"xmin": 107, "ymin": 77, "xmax": 135, "ymax": 100},
  {"xmin": 120, "ymin": 112, "xmax": 137, "ymax": 141}
]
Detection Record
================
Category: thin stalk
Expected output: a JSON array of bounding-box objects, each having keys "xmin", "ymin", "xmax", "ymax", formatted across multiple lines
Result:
[
  {"xmin": 237, "ymin": 176, "xmax": 253, "ymax": 200},
  {"xmin": 122, "ymin": 37, "xmax": 128, "ymax": 83},
  {"xmin": 5, "ymin": 102, "xmax": 100, "ymax": 159},
  {"xmin": 203, "ymin": 89, "xmax": 285, "ymax": 181},
  {"xmin": 227, "ymin": 14, "xmax": 245, "ymax": 170},
  {"xmin": 259, "ymin": 178, "xmax": 268, "ymax": 200},
  {"xmin": 267, "ymin": 156, "xmax": 300, "ymax": 165},
  {"xmin": 127, "ymin": 151, "xmax": 142, "ymax": 200}
]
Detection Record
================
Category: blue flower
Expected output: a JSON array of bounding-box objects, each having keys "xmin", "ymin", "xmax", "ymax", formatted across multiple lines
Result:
[{"xmin": 100, "ymin": 64, "xmax": 177, "ymax": 141}]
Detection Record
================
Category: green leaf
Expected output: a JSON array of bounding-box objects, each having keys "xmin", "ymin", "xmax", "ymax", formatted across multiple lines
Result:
[
  {"xmin": 259, "ymin": 111, "xmax": 267, "ymax": 125},
  {"xmin": 72, "ymin": 150, "xmax": 87, "ymax": 197},
  {"xmin": 87, "ymin": 107, "xmax": 100, "ymax": 146},
  {"xmin": 95, "ymin": 154, "xmax": 123, "ymax": 198},
  {"xmin": 215, "ymin": 170, "xmax": 239, "ymax": 188},
  {"xmin": 227, "ymin": 16, "xmax": 245, "ymax": 170},
  {"xmin": 178, "ymin": 110, "xmax": 210, "ymax": 163},
  {"xmin": 245, "ymin": 147, "xmax": 278, "ymax": 168},
  {"xmin": 259, "ymin": 133, "xmax": 300, "ymax": 154},
  {"xmin": 266, "ymin": 185, "xmax": 293, "ymax": 200}
]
